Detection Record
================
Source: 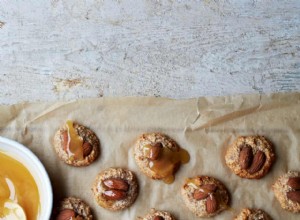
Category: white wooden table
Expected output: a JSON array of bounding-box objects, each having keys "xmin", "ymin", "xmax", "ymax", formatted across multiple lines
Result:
[{"xmin": 0, "ymin": 0, "xmax": 299, "ymax": 104}]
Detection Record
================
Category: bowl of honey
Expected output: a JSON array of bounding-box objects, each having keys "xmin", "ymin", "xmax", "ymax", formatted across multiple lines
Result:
[{"xmin": 0, "ymin": 136, "xmax": 52, "ymax": 220}]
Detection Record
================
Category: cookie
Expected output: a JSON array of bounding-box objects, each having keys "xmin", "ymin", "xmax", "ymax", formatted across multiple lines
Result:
[
  {"xmin": 181, "ymin": 175, "xmax": 230, "ymax": 217},
  {"xmin": 272, "ymin": 171, "xmax": 300, "ymax": 213},
  {"xmin": 137, "ymin": 208, "xmax": 176, "ymax": 220},
  {"xmin": 53, "ymin": 120, "xmax": 100, "ymax": 166},
  {"xmin": 225, "ymin": 136, "xmax": 275, "ymax": 179},
  {"xmin": 134, "ymin": 133, "xmax": 190, "ymax": 184},
  {"xmin": 92, "ymin": 167, "xmax": 139, "ymax": 211},
  {"xmin": 234, "ymin": 208, "xmax": 272, "ymax": 220},
  {"xmin": 54, "ymin": 197, "xmax": 93, "ymax": 220}
]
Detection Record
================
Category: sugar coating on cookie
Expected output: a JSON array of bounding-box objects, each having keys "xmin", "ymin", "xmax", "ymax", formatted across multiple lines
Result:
[
  {"xmin": 134, "ymin": 133, "xmax": 190, "ymax": 184},
  {"xmin": 181, "ymin": 176, "xmax": 230, "ymax": 217},
  {"xmin": 272, "ymin": 171, "xmax": 300, "ymax": 213},
  {"xmin": 138, "ymin": 208, "xmax": 176, "ymax": 220},
  {"xmin": 54, "ymin": 197, "xmax": 93, "ymax": 220},
  {"xmin": 53, "ymin": 120, "xmax": 100, "ymax": 166},
  {"xmin": 225, "ymin": 136, "xmax": 275, "ymax": 179},
  {"xmin": 234, "ymin": 208, "xmax": 272, "ymax": 220},
  {"xmin": 92, "ymin": 167, "xmax": 139, "ymax": 211}
]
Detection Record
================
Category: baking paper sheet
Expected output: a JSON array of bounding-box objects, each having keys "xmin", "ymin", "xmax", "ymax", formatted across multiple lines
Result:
[{"xmin": 0, "ymin": 93, "xmax": 299, "ymax": 219}]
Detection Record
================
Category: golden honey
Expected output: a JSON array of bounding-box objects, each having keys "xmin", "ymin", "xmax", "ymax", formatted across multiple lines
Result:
[
  {"xmin": 0, "ymin": 152, "xmax": 40, "ymax": 220},
  {"xmin": 66, "ymin": 120, "xmax": 84, "ymax": 160},
  {"xmin": 146, "ymin": 146, "xmax": 190, "ymax": 184},
  {"xmin": 185, "ymin": 177, "xmax": 201, "ymax": 188}
]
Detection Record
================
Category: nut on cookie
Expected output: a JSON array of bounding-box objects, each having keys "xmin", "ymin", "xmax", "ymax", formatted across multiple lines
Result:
[
  {"xmin": 137, "ymin": 208, "xmax": 176, "ymax": 220},
  {"xmin": 181, "ymin": 175, "xmax": 230, "ymax": 217},
  {"xmin": 53, "ymin": 120, "xmax": 100, "ymax": 166},
  {"xmin": 92, "ymin": 167, "xmax": 139, "ymax": 211},
  {"xmin": 134, "ymin": 133, "xmax": 190, "ymax": 184},
  {"xmin": 272, "ymin": 171, "xmax": 300, "ymax": 213},
  {"xmin": 53, "ymin": 197, "xmax": 93, "ymax": 220},
  {"xmin": 225, "ymin": 136, "xmax": 275, "ymax": 179},
  {"xmin": 234, "ymin": 208, "xmax": 272, "ymax": 220}
]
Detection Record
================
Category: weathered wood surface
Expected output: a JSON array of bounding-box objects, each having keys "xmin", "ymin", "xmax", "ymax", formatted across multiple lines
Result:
[{"xmin": 0, "ymin": 0, "xmax": 299, "ymax": 104}]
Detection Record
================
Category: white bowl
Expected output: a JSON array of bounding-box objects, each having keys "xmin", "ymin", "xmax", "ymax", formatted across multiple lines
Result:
[{"xmin": 0, "ymin": 136, "xmax": 53, "ymax": 220}]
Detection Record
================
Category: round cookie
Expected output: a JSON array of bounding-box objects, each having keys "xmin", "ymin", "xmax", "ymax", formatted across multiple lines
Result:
[
  {"xmin": 272, "ymin": 171, "xmax": 300, "ymax": 213},
  {"xmin": 138, "ymin": 208, "xmax": 176, "ymax": 220},
  {"xmin": 234, "ymin": 208, "xmax": 272, "ymax": 220},
  {"xmin": 53, "ymin": 120, "xmax": 100, "ymax": 166},
  {"xmin": 92, "ymin": 167, "xmax": 139, "ymax": 211},
  {"xmin": 181, "ymin": 175, "xmax": 230, "ymax": 217},
  {"xmin": 225, "ymin": 136, "xmax": 275, "ymax": 179},
  {"xmin": 54, "ymin": 197, "xmax": 93, "ymax": 220},
  {"xmin": 134, "ymin": 133, "xmax": 189, "ymax": 184}
]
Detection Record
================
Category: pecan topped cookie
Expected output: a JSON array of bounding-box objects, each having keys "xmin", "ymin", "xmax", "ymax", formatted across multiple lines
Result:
[
  {"xmin": 53, "ymin": 120, "xmax": 100, "ymax": 166},
  {"xmin": 225, "ymin": 136, "xmax": 275, "ymax": 179},
  {"xmin": 181, "ymin": 176, "xmax": 230, "ymax": 217},
  {"xmin": 134, "ymin": 133, "xmax": 190, "ymax": 184},
  {"xmin": 92, "ymin": 167, "xmax": 139, "ymax": 211}
]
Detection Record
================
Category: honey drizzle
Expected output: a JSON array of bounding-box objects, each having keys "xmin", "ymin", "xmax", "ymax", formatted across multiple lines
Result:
[
  {"xmin": 66, "ymin": 120, "xmax": 84, "ymax": 160},
  {"xmin": 147, "ymin": 146, "xmax": 190, "ymax": 184},
  {"xmin": 186, "ymin": 178, "xmax": 216, "ymax": 194},
  {"xmin": 186, "ymin": 178, "xmax": 201, "ymax": 188}
]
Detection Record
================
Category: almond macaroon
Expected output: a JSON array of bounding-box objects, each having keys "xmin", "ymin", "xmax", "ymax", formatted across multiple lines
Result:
[
  {"xmin": 137, "ymin": 208, "xmax": 176, "ymax": 220},
  {"xmin": 181, "ymin": 175, "xmax": 230, "ymax": 217},
  {"xmin": 92, "ymin": 167, "xmax": 139, "ymax": 211},
  {"xmin": 134, "ymin": 133, "xmax": 190, "ymax": 184},
  {"xmin": 53, "ymin": 197, "xmax": 93, "ymax": 220},
  {"xmin": 225, "ymin": 136, "xmax": 275, "ymax": 179},
  {"xmin": 272, "ymin": 171, "xmax": 300, "ymax": 213},
  {"xmin": 234, "ymin": 208, "xmax": 272, "ymax": 220},
  {"xmin": 53, "ymin": 120, "xmax": 100, "ymax": 166}
]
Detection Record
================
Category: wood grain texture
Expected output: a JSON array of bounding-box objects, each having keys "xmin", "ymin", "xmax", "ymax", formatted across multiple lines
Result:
[{"xmin": 0, "ymin": 0, "xmax": 299, "ymax": 104}]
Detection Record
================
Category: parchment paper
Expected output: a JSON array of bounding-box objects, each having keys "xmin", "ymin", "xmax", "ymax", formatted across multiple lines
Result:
[{"xmin": 0, "ymin": 93, "xmax": 299, "ymax": 220}]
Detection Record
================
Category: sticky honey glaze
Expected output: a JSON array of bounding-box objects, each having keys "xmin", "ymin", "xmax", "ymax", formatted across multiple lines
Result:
[
  {"xmin": 0, "ymin": 152, "xmax": 40, "ymax": 220},
  {"xmin": 66, "ymin": 120, "xmax": 84, "ymax": 160},
  {"xmin": 185, "ymin": 178, "xmax": 201, "ymax": 188},
  {"xmin": 145, "ymin": 145, "xmax": 190, "ymax": 184}
]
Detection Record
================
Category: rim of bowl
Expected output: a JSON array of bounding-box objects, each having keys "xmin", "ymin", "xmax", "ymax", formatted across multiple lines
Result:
[{"xmin": 0, "ymin": 136, "xmax": 53, "ymax": 219}]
